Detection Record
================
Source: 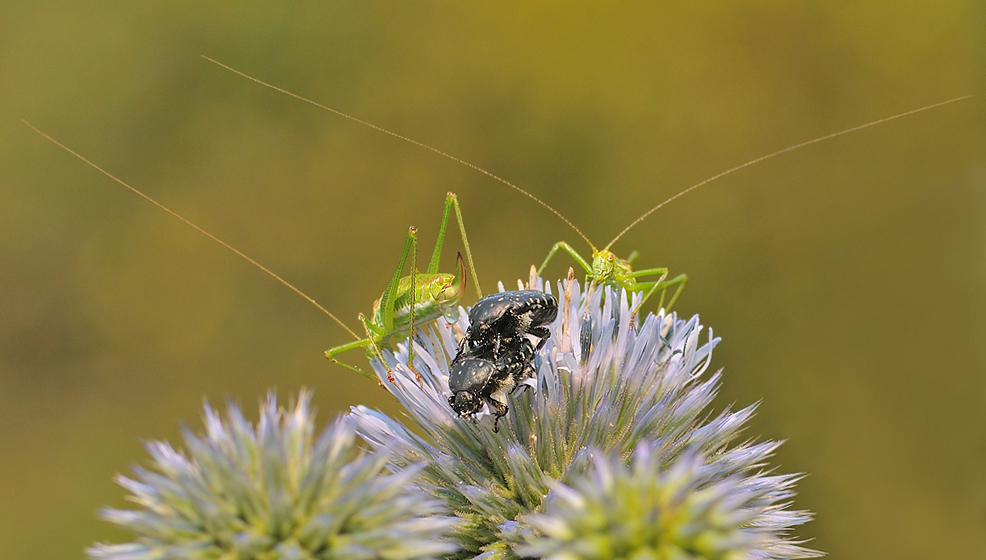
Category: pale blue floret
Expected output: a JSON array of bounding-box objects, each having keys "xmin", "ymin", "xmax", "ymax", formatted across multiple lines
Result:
[
  {"xmin": 514, "ymin": 444, "xmax": 817, "ymax": 559},
  {"xmin": 350, "ymin": 275, "xmax": 820, "ymax": 559}
]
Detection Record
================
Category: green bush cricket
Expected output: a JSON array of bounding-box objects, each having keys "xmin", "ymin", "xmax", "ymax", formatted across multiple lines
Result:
[{"xmin": 322, "ymin": 191, "xmax": 483, "ymax": 381}]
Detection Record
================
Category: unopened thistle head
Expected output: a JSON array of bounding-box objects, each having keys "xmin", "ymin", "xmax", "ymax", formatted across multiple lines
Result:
[
  {"xmin": 89, "ymin": 392, "xmax": 458, "ymax": 560},
  {"xmin": 512, "ymin": 443, "xmax": 814, "ymax": 560},
  {"xmin": 351, "ymin": 272, "xmax": 821, "ymax": 559}
]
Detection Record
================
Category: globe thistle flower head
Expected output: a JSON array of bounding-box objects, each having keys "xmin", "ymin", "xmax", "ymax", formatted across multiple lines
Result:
[
  {"xmin": 514, "ymin": 442, "xmax": 818, "ymax": 560},
  {"xmin": 351, "ymin": 272, "xmax": 819, "ymax": 559},
  {"xmin": 89, "ymin": 392, "xmax": 458, "ymax": 560}
]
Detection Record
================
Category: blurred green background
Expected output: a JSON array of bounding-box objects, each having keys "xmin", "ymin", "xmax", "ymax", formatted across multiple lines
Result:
[{"xmin": 2, "ymin": 1, "xmax": 984, "ymax": 558}]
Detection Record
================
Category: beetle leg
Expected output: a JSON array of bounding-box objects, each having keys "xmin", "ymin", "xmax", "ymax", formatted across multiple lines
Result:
[
  {"xmin": 528, "ymin": 326, "xmax": 551, "ymax": 351},
  {"xmin": 488, "ymin": 399, "xmax": 509, "ymax": 433}
]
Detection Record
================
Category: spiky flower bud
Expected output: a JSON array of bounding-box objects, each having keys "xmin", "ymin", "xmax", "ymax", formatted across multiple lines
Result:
[
  {"xmin": 351, "ymin": 275, "xmax": 820, "ymax": 559},
  {"xmin": 89, "ymin": 392, "xmax": 458, "ymax": 560},
  {"xmin": 513, "ymin": 443, "xmax": 814, "ymax": 560}
]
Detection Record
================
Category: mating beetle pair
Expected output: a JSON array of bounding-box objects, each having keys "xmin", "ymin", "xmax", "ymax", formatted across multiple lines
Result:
[{"xmin": 447, "ymin": 290, "xmax": 558, "ymax": 430}]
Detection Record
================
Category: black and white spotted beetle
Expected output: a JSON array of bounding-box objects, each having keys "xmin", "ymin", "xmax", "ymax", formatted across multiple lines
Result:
[
  {"xmin": 447, "ymin": 289, "xmax": 558, "ymax": 430},
  {"xmin": 447, "ymin": 337, "xmax": 536, "ymax": 430},
  {"xmin": 461, "ymin": 289, "xmax": 558, "ymax": 354}
]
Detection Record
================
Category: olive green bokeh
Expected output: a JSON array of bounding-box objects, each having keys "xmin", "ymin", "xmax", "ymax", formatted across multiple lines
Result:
[{"xmin": 2, "ymin": 2, "xmax": 984, "ymax": 558}]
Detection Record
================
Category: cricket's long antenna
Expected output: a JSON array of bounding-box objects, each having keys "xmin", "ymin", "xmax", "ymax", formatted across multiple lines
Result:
[
  {"xmin": 202, "ymin": 55, "xmax": 596, "ymax": 251},
  {"xmin": 603, "ymin": 96, "xmax": 971, "ymax": 251},
  {"xmin": 22, "ymin": 119, "xmax": 362, "ymax": 341}
]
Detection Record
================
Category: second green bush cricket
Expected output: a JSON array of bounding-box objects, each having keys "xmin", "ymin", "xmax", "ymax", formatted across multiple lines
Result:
[
  {"xmin": 205, "ymin": 56, "xmax": 969, "ymax": 317},
  {"xmin": 323, "ymin": 191, "xmax": 483, "ymax": 382}
]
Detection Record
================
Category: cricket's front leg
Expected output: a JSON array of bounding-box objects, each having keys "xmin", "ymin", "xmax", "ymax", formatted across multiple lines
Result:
[{"xmin": 537, "ymin": 241, "xmax": 592, "ymax": 278}]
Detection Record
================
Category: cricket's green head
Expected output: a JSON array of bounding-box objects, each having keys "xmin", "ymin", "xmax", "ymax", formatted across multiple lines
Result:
[
  {"xmin": 590, "ymin": 249, "xmax": 636, "ymax": 288},
  {"xmin": 591, "ymin": 250, "xmax": 623, "ymax": 284}
]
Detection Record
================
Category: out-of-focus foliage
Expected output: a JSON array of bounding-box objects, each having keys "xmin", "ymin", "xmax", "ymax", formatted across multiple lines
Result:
[{"xmin": 1, "ymin": 2, "xmax": 983, "ymax": 559}]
